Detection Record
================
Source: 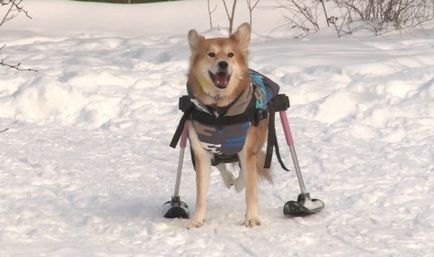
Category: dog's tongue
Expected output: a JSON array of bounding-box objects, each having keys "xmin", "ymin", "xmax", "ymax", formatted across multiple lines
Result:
[{"xmin": 215, "ymin": 72, "xmax": 229, "ymax": 87}]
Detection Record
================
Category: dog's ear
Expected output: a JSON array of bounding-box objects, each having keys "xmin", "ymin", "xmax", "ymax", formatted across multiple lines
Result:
[
  {"xmin": 231, "ymin": 23, "xmax": 251, "ymax": 54},
  {"xmin": 188, "ymin": 29, "xmax": 204, "ymax": 52}
]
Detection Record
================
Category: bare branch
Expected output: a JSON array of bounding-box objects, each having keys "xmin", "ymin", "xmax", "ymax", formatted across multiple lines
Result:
[
  {"xmin": 207, "ymin": 0, "xmax": 218, "ymax": 29},
  {"xmin": 0, "ymin": 1, "xmax": 15, "ymax": 26},
  {"xmin": 222, "ymin": 0, "xmax": 238, "ymax": 34},
  {"xmin": 246, "ymin": 0, "xmax": 261, "ymax": 10},
  {"xmin": 283, "ymin": 0, "xmax": 320, "ymax": 32},
  {"xmin": 0, "ymin": 128, "xmax": 9, "ymax": 134},
  {"xmin": 0, "ymin": 58, "xmax": 38, "ymax": 72},
  {"xmin": 222, "ymin": 0, "xmax": 231, "ymax": 20},
  {"xmin": 246, "ymin": 0, "xmax": 261, "ymax": 29},
  {"xmin": 319, "ymin": 0, "xmax": 330, "ymax": 27},
  {"xmin": 1, "ymin": 0, "xmax": 36, "ymax": 71},
  {"xmin": 0, "ymin": 0, "xmax": 32, "ymax": 26}
]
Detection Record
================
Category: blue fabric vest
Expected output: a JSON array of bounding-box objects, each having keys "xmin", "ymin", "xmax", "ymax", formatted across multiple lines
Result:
[{"xmin": 191, "ymin": 69, "xmax": 279, "ymax": 157}]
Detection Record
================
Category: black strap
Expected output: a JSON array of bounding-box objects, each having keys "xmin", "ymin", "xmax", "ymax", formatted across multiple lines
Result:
[
  {"xmin": 169, "ymin": 103, "xmax": 193, "ymax": 149},
  {"xmin": 205, "ymin": 89, "xmax": 244, "ymax": 117},
  {"xmin": 264, "ymin": 105, "xmax": 290, "ymax": 171},
  {"xmin": 191, "ymin": 95, "xmax": 256, "ymax": 127},
  {"xmin": 170, "ymin": 95, "xmax": 255, "ymax": 149},
  {"xmin": 264, "ymin": 111, "xmax": 274, "ymax": 169},
  {"xmin": 191, "ymin": 110, "xmax": 252, "ymax": 127},
  {"xmin": 171, "ymin": 93, "xmax": 290, "ymax": 172},
  {"xmin": 271, "ymin": 118, "xmax": 290, "ymax": 171},
  {"xmin": 211, "ymin": 154, "xmax": 239, "ymax": 166}
]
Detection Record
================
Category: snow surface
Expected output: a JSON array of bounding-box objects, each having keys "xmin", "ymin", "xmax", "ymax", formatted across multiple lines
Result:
[{"xmin": 1, "ymin": 0, "xmax": 434, "ymax": 256}]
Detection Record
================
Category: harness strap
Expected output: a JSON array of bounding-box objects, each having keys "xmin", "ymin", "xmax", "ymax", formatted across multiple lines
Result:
[
  {"xmin": 169, "ymin": 95, "xmax": 255, "ymax": 149},
  {"xmin": 169, "ymin": 98, "xmax": 194, "ymax": 149},
  {"xmin": 191, "ymin": 96, "xmax": 256, "ymax": 127},
  {"xmin": 170, "ymin": 93, "xmax": 291, "ymax": 172},
  {"xmin": 264, "ymin": 108, "xmax": 290, "ymax": 171}
]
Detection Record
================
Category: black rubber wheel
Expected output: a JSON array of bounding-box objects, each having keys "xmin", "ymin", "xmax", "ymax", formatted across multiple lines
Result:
[
  {"xmin": 283, "ymin": 194, "xmax": 324, "ymax": 216},
  {"xmin": 162, "ymin": 196, "xmax": 190, "ymax": 219}
]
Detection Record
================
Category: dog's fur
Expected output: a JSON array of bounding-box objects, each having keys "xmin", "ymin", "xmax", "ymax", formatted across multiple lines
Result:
[{"xmin": 186, "ymin": 23, "xmax": 271, "ymax": 228}]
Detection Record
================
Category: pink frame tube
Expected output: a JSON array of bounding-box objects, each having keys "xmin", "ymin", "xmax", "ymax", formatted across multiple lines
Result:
[
  {"xmin": 180, "ymin": 124, "xmax": 188, "ymax": 148},
  {"xmin": 279, "ymin": 111, "xmax": 294, "ymax": 146}
]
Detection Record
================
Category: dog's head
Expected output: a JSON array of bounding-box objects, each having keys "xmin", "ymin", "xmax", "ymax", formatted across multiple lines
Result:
[{"xmin": 187, "ymin": 23, "xmax": 251, "ymax": 106}]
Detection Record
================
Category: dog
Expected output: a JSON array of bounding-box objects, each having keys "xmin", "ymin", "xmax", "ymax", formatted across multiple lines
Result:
[{"xmin": 186, "ymin": 23, "xmax": 272, "ymax": 228}]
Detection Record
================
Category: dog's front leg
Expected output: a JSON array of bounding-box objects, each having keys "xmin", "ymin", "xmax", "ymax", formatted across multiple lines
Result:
[
  {"xmin": 187, "ymin": 124, "xmax": 212, "ymax": 229},
  {"xmin": 239, "ymin": 149, "xmax": 260, "ymax": 227}
]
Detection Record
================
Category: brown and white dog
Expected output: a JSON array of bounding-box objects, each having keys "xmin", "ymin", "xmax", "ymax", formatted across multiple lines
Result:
[{"xmin": 186, "ymin": 23, "xmax": 271, "ymax": 228}]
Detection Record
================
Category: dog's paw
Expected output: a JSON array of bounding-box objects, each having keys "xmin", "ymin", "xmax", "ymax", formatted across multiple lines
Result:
[
  {"xmin": 221, "ymin": 171, "xmax": 235, "ymax": 189},
  {"xmin": 186, "ymin": 219, "xmax": 205, "ymax": 229},
  {"xmin": 217, "ymin": 164, "xmax": 235, "ymax": 189},
  {"xmin": 243, "ymin": 217, "xmax": 261, "ymax": 228},
  {"xmin": 234, "ymin": 176, "xmax": 246, "ymax": 192}
]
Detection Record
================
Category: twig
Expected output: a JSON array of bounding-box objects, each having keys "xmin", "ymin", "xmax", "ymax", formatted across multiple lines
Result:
[
  {"xmin": 8, "ymin": 0, "xmax": 31, "ymax": 19},
  {"xmin": 1, "ymin": 1, "xmax": 36, "ymax": 71},
  {"xmin": 207, "ymin": 0, "xmax": 218, "ymax": 29},
  {"xmin": 246, "ymin": 0, "xmax": 261, "ymax": 29},
  {"xmin": 222, "ymin": 0, "xmax": 231, "ymax": 21},
  {"xmin": 319, "ymin": 0, "xmax": 330, "ymax": 27},
  {"xmin": 0, "ymin": 0, "xmax": 15, "ymax": 26},
  {"xmin": 0, "ymin": 58, "xmax": 38, "ymax": 72},
  {"xmin": 0, "ymin": 128, "xmax": 9, "ymax": 134},
  {"xmin": 277, "ymin": 0, "xmax": 320, "ymax": 34},
  {"xmin": 222, "ymin": 0, "xmax": 238, "ymax": 34},
  {"xmin": 0, "ymin": 0, "xmax": 32, "ymax": 26}
]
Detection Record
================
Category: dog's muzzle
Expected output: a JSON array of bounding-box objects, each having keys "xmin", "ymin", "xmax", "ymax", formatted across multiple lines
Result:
[{"xmin": 209, "ymin": 61, "xmax": 231, "ymax": 89}]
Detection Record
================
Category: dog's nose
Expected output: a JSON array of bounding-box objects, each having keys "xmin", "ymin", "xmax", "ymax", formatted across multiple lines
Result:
[{"xmin": 218, "ymin": 61, "xmax": 229, "ymax": 70}]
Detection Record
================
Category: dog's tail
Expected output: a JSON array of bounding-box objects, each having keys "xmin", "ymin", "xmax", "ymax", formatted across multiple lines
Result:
[{"xmin": 256, "ymin": 150, "xmax": 273, "ymax": 183}]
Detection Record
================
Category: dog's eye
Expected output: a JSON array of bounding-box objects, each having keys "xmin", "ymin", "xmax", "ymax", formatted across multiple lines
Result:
[
  {"xmin": 228, "ymin": 52, "xmax": 234, "ymax": 58},
  {"xmin": 208, "ymin": 52, "xmax": 216, "ymax": 58}
]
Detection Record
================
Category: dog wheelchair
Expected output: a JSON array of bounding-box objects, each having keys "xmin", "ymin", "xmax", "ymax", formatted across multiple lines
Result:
[{"xmin": 163, "ymin": 74, "xmax": 324, "ymax": 219}]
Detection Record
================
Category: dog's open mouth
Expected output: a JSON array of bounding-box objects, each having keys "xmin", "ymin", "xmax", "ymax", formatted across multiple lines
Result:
[{"xmin": 209, "ymin": 71, "xmax": 231, "ymax": 89}]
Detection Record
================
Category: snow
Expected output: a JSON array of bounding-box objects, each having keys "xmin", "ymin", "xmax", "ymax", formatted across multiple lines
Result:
[{"xmin": 1, "ymin": 0, "xmax": 434, "ymax": 256}]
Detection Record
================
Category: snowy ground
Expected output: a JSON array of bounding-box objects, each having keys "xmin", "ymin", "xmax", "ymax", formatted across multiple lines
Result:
[{"xmin": 1, "ymin": 0, "xmax": 434, "ymax": 256}]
